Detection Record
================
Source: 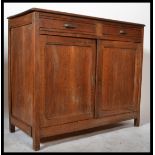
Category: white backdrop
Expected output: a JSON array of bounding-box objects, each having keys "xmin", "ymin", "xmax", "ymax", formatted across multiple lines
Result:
[{"xmin": 4, "ymin": 3, "xmax": 150, "ymax": 124}]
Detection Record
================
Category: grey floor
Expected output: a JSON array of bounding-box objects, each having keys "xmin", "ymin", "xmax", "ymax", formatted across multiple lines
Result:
[{"xmin": 4, "ymin": 111, "xmax": 150, "ymax": 152}]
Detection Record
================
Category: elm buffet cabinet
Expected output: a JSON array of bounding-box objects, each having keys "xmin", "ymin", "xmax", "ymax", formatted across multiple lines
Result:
[{"xmin": 8, "ymin": 8, "xmax": 144, "ymax": 151}]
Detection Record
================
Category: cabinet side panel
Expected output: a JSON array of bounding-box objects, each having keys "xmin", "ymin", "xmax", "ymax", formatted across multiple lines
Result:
[{"xmin": 10, "ymin": 24, "xmax": 33, "ymax": 125}]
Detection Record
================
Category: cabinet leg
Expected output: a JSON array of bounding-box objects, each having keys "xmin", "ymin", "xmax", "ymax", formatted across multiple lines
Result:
[
  {"xmin": 32, "ymin": 129, "xmax": 40, "ymax": 151},
  {"xmin": 33, "ymin": 138, "xmax": 40, "ymax": 151},
  {"xmin": 134, "ymin": 118, "xmax": 140, "ymax": 127},
  {"xmin": 9, "ymin": 121, "xmax": 15, "ymax": 133}
]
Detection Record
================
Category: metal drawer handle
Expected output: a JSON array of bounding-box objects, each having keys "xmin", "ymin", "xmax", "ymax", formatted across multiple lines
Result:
[
  {"xmin": 64, "ymin": 23, "xmax": 77, "ymax": 29},
  {"xmin": 119, "ymin": 30, "xmax": 127, "ymax": 34}
]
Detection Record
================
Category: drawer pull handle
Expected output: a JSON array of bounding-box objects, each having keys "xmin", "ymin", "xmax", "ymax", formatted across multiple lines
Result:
[
  {"xmin": 64, "ymin": 23, "xmax": 77, "ymax": 29},
  {"xmin": 119, "ymin": 30, "xmax": 127, "ymax": 34}
]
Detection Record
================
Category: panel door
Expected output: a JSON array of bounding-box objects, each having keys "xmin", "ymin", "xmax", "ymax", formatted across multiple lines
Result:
[
  {"xmin": 40, "ymin": 36, "xmax": 96, "ymax": 127},
  {"xmin": 96, "ymin": 40, "xmax": 143, "ymax": 117}
]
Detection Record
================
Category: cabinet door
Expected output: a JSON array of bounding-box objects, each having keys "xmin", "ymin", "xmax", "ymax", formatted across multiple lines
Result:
[
  {"xmin": 39, "ymin": 36, "xmax": 96, "ymax": 127},
  {"xmin": 96, "ymin": 40, "xmax": 143, "ymax": 117}
]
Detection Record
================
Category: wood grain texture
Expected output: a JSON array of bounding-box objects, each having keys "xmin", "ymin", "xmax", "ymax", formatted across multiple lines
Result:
[
  {"xmin": 32, "ymin": 12, "xmax": 40, "ymax": 151},
  {"xmin": 96, "ymin": 41, "xmax": 141, "ymax": 117},
  {"xmin": 102, "ymin": 23, "xmax": 142, "ymax": 37},
  {"xmin": 39, "ymin": 17, "xmax": 96, "ymax": 35},
  {"xmin": 40, "ymin": 35, "xmax": 96, "ymax": 127},
  {"xmin": 133, "ymin": 43, "xmax": 143, "ymax": 126},
  {"xmin": 7, "ymin": 8, "xmax": 145, "ymax": 27},
  {"xmin": 9, "ymin": 13, "xmax": 32, "ymax": 28},
  {"xmin": 8, "ymin": 9, "xmax": 144, "ymax": 150},
  {"xmin": 102, "ymin": 23, "xmax": 143, "ymax": 42},
  {"xmin": 40, "ymin": 112, "xmax": 137, "ymax": 138},
  {"xmin": 11, "ymin": 116, "xmax": 32, "ymax": 136},
  {"xmin": 10, "ymin": 24, "xmax": 33, "ymax": 125}
]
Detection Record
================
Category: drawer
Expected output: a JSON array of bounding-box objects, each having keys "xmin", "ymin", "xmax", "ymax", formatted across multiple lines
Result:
[
  {"xmin": 102, "ymin": 23, "xmax": 142, "ymax": 42},
  {"xmin": 39, "ymin": 16, "xmax": 96, "ymax": 36}
]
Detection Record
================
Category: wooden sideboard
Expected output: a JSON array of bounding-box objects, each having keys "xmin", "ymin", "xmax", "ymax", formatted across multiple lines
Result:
[{"xmin": 8, "ymin": 8, "xmax": 144, "ymax": 151}]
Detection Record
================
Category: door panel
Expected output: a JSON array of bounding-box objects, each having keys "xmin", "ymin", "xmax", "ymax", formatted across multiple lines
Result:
[
  {"xmin": 40, "ymin": 36, "xmax": 96, "ymax": 127},
  {"xmin": 96, "ymin": 40, "xmax": 142, "ymax": 117}
]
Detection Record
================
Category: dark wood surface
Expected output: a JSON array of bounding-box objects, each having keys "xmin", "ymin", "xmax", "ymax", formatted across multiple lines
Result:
[
  {"xmin": 10, "ymin": 23, "xmax": 33, "ymax": 126},
  {"xmin": 8, "ymin": 9, "xmax": 144, "ymax": 150},
  {"xmin": 40, "ymin": 112, "xmax": 136, "ymax": 138},
  {"xmin": 9, "ymin": 13, "xmax": 32, "ymax": 28},
  {"xmin": 32, "ymin": 12, "xmax": 41, "ymax": 151},
  {"xmin": 39, "ymin": 36, "xmax": 96, "ymax": 127},
  {"xmin": 96, "ymin": 41, "xmax": 142, "ymax": 117},
  {"xmin": 7, "ymin": 8, "xmax": 145, "ymax": 27},
  {"xmin": 39, "ymin": 17, "xmax": 96, "ymax": 36}
]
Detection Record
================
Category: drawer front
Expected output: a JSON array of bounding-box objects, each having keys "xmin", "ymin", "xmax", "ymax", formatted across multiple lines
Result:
[
  {"xmin": 39, "ymin": 16, "xmax": 96, "ymax": 35},
  {"xmin": 102, "ymin": 24, "xmax": 142, "ymax": 42}
]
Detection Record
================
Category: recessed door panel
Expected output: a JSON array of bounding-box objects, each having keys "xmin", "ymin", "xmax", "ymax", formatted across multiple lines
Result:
[
  {"xmin": 40, "ymin": 36, "xmax": 96, "ymax": 127},
  {"xmin": 96, "ymin": 41, "xmax": 142, "ymax": 117}
]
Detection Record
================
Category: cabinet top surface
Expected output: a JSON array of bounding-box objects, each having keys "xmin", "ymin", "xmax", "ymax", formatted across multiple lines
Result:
[{"xmin": 7, "ymin": 8, "xmax": 145, "ymax": 27}]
